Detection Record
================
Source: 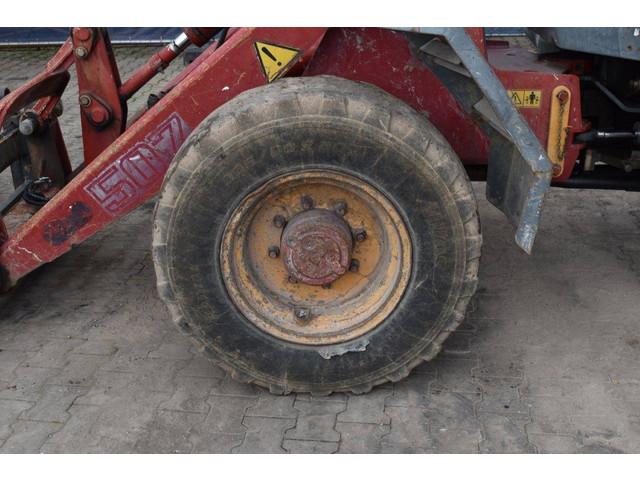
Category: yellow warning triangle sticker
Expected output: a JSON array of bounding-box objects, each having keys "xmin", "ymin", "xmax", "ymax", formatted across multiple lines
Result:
[
  {"xmin": 511, "ymin": 91, "xmax": 523, "ymax": 106},
  {"xmin": 255, "ymin": 41, "xmax": 301, "ymax": 83}
]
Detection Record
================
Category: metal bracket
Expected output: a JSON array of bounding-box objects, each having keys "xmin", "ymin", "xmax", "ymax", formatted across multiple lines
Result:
[{"xmin": 399, "ymin": 27, "xmax": 553, "ymax": 253}]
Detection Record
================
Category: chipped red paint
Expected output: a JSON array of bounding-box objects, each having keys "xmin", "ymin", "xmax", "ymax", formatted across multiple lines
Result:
[
  {"xmin": 305, "ymin": 28, "xmax": 586, "ymax": 176},
  {"xmin": 0, "ymin": 27, "xmax": 588, "ymax": 288},
  {"xmin": 0, "ymin": 40, "xmax": 74, "ymax": 127},
  {"xmin": 0, "ymin": 28, "xmax": 327, "ymax": 287},
  {"xmin": 42, "ymin": 201, "xmax": 92, "ymax": 246},
  {"xmin": 73, "ymin": 28, "xmax": 127, "ymax": 164},
  {"xmin": 490, "ymin": 47, "xmax": 586, "ymax": 181},
  {"xmin": 84, "ymin": 113, "xmax": 189, "ymax": 216},
  {"xmin": 305, "ymin": 28, "xmax": 490, "ymax": 164},
  {"xmin": 118, "ymin": 29, "xmax": 219, "ymax": 101}
]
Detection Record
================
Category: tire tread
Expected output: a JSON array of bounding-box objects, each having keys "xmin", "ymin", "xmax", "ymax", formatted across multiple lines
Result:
[{"xmin": 153, "ymin": 75, "xmax": 481, "ymax": 394}]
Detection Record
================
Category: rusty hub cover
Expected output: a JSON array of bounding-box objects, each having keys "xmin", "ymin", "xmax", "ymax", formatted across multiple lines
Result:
[{"xmin": 281, "ymin": 209, "xmax": 353, "ymax": 285}]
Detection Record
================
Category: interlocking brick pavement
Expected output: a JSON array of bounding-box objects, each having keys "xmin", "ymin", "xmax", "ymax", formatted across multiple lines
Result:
[{"xmin": 1, "ymin": 45, "xmax": 640, "ymax": 453}]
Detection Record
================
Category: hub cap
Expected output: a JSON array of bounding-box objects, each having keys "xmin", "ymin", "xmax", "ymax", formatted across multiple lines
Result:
[
  {"xmin": 221, "ymin": 170, "xmax": 412, "ymax": 345},
  {"xmin": 281, "ymin": 209, "xmax": 353, "ymax": 286}
]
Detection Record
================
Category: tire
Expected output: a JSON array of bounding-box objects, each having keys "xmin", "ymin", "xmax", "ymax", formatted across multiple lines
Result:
[{"xmin": 153, "ymin": 75, "xmax": 481, "ymax": 394}]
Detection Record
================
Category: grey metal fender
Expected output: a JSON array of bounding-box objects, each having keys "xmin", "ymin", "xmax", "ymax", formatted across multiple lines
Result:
[{"xmin": 396, "ymin": 27, "xmax": 553, "ymax": 253}]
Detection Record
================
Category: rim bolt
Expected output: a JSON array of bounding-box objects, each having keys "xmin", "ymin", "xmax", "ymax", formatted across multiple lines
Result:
[
  {"xmin": 288, "ymin": 275, "xmax": 298, "ymax": 284},
  {"xmin": 334, "ymin": 201, "xmax": 347, "ymax": 216},
  {"xmin": 349, "ymin": 259, "xmax": 360, "ymax": 273},
  {"xmin": 301, "ymin": 195, "xmax": 314, "ymax": 211},
  {"xmin": 273, "ymin": 214, "xmax": 286, "ymax": 228},
  {"xmin": 294, "ymin": 307, "xmax": 311, "ymax": 323},
  {"xmin": 268, "ymin": 246, "xmax": 280, "ymax": 258},
  {"xmin": 354, "ymin": 228, "xmax": 367, "ymax": 242}
]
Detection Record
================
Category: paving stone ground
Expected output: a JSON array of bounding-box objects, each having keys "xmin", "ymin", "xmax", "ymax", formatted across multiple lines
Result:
[{"xmin": 1, "ymin": 45, "xmax": 640, "ymax": 453}]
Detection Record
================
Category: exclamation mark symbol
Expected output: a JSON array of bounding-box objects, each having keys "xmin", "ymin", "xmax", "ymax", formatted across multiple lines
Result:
[{"xmin": 261, "ymin": 46, "xmax": 282, "ymax": 66}]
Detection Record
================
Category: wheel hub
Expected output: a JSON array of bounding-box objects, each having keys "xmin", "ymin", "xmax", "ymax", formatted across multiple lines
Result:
[
  {"xmin": 281, "ymin": 209, "xmax": 353, "ymax": 286},
  {"xmin": 220, "ymin": 170, "xmax": 412, "ymax": 345}
]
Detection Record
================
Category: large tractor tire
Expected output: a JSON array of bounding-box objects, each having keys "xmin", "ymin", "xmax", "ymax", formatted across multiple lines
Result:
[{"xmin": 152, "ymin": 75, "xmax": 481, "ymax": 394}]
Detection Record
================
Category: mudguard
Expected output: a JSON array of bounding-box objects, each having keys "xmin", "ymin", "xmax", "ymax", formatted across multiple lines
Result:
[{"xmin": 399, "ymin": 27, "xmax": 553, "ymax": 253}]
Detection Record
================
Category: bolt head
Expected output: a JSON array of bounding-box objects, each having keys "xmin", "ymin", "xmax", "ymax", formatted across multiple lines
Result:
[
  {"xmin": 322, "ymin": 283, "xmax": 331, "ymax": 289},
  {"xmin": 556, "ymin": 90, "xmax": 569, "ymax": 104},
  {"xmin": 18, "ymin": 117, "xmax": 36, "ymax": 136},
  {"xmin": 273, "ymin": 214, "xmax": 286, "ymax": 229},
  {"xmin": 294, "ymin": 307, "xmax": 310, "ymax": 322},
  {"xmin": 354, "ymin": 229, "xmax": 367, "ymax": 242},
  {"xmin": 334, "ymin": 201, "xmax": 347, "ymax": 216},
  {"xmin": 268, "ymin": 246, "xmax": 280, "ymax": 258},
  {"xmin": 75, "ymin": 47, "xmax": 88, "ymax": 59},
  {"xmin": 89, "ymin": 109, "xmax": 108, "ymax": 124},
  {"xmin": 79, "ymin": 95, "xmax": 91, "ymax": 108},
  {"xmin": 301, "ymin": 195, "xmax": 314, "ymax": 211},
  {"xmin": 288, "ymin": 275, "xmax": 298, "ymax": 284},
  {"xmin": 349, "ymin": 259, "xmax": 360, "ymax": 273}
]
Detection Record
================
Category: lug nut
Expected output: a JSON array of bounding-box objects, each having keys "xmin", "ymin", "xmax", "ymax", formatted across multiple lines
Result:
[
  {"xmin": 268, "ymin": 246, "xmax": 280, "ymax": 258},
  {"xmin": 354, "ymin": 228, "xmax": 367, "ymax": 242},
  {"xmin": 334, "ymin": 201, "xmax": 347, "ymax": 216},
  {"xmin": 301, "ymin": 195, "xmax": 314, "ymax": 211},
  {"xmin": 349, "ymin": 259, "xmax": 360, "ymax": 273},
  {"xmin": 273, "ymin": 214, "xmax": 286, "ymax": 228},
  {"xmin": 294, "ymin": 307, "xmax": 311, "ymax": 323}
]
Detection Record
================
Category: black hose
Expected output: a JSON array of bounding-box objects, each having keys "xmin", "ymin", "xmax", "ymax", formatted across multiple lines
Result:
[
  {"xmin": 574, "ymin": 130, "xmax": 640, "ymax": 144},
  {"xmin": 555, "ymin": 166, "xmax": 640, "ymax": 191},
  {"xmin": 22, "ymin": 177, "xmax": 52, "ymax": 207}
]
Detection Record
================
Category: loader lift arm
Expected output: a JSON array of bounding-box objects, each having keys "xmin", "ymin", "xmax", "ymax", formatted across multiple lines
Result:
[{"xmin": 0, "ymin": 27, "xmax": 328, "ymax": 290}]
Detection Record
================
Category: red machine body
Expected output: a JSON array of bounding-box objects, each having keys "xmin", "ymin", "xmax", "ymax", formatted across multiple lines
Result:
[
  {"xmin": 0, "ymin": 27, "xmax": 595, "ymax": 288},
  {"xmin": 306, "ymin": 28, "xmax": 586, "ymax": 178}
]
